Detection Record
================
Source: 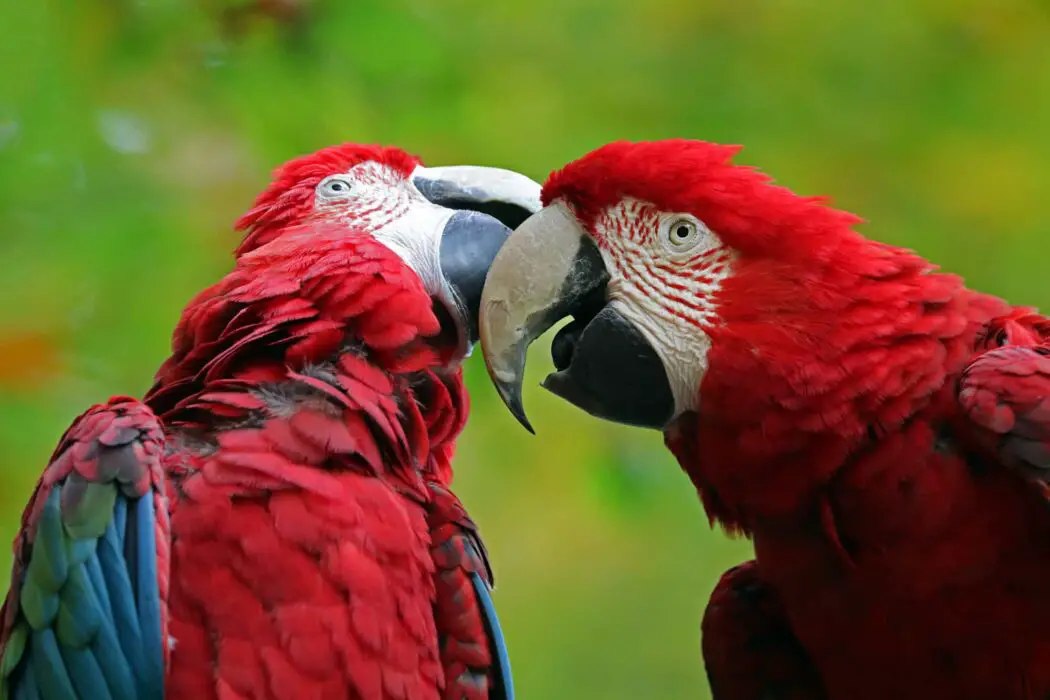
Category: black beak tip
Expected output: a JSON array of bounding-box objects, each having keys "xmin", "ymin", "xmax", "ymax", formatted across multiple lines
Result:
[{"xmin": 494, "ymin": 381, "xmax": 535, "ymax": 435}]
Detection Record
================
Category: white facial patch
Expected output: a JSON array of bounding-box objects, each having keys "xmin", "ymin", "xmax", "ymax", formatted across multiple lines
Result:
[
  {"xmin": 312, "ymin": 161, "xmax": 457, "ymax": 304},
  {"xmin": 591, "ymin": 197, "xmax": 734, "ymax": 415}
]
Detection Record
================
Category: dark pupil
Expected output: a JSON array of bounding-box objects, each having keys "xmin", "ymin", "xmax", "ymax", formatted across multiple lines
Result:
[
  {"xmin": 330, "ymin": 182, "xmax": 345, "ymax": 191},
  {"xmin": 674, "ymin": 225, "xmax": 690, "ymax": 240}
]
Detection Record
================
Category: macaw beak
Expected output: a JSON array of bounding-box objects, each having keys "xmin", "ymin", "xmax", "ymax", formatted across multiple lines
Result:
[
  {"xmin": 411, "ymin": 164, "xmax": 543, "ymax": 347},
  {"xmin": 479, "ymin": 200, "xmax": 675, "ymax": 433},
  {"xmin": 413, "ymin": 165, "xmax": 542, "ymax": 229}
]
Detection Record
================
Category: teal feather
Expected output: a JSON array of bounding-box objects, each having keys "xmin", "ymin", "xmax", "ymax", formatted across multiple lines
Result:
[
  {"xmin": 88, "ymin": 610, "xmax": 137, "ymax": 700},
  {"xmin": 130, "ymin": 494, "xmax": 164, "ymax": 698},
  {"xmin": 65, "ymin": 539, "xmax": 96, "ymax": 569},
  {"xmin": 57, "ymin": 646, "xmax": 111, "ymax": 700},
  {"xmin": 83, "ymin": 556, "xmax": 113, "ymax": 623},
  {"xmin": 16, "ymin": 585, "xmax": 58, "ymax": 637},
  {"xmin": 27, "ymin": 492, "xmax": 68, "ymax": 595},
  {"xmin": 55, "ymin": 565, "xmax": 101, "ymax": 648},
  {"xmin": 62, "ymin": 484, "xmax": 117, "ymax": 542},
  {"xmin": 111, "ymin": 499, "xmax": 126, "ymax": 548},
  {"xmin": 19, "ymin": 492, "xmax": 64, "ymax": 631},
  {"xmin": 11, "ymin": 659, "xmax": 37, "ymax": 700},
  {"xmin": 6, "ymin": 478, "xmax": 163, "ymax": 700},
  {"xmin": 28, "ymin": 630, "xmax": 76, "ymax": 700},
  {"xmin": 97, "ymin": 515, "xmax": 145, "ymax": 676}
]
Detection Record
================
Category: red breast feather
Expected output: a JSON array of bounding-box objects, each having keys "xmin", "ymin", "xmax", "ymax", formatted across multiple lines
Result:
[{"xmin": 149, "ymin": 221, "xmax": 481, "ymax": 699}]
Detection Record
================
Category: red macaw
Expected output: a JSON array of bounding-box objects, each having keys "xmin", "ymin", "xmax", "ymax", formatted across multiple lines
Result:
[
  {"xmin": 0, "ymin": 143, "xmax": 542, "ymax": 700},
  {"xmin": 478, "ymin": 138, "xmax": 1050, "ymax": 699}
]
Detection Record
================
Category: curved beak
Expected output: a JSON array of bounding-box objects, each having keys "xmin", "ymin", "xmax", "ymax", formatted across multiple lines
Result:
[
  {"xmin": 479, "ymin": 201, "xmax": 675, "ymax": 433},
  {"xmin": 437, "ymin": 209, "xmax": 513, "ymax": 345},
  {"xmin": 411, "ymin": 164, "xmax": 543, "ymax": 349},
  {"xmin": 412, "ymin": 164, "xmax": 542, "ymax": 230}
]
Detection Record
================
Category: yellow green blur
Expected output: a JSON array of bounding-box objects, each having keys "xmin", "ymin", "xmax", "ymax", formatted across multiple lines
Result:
[{"xmin": 2, "ymin": 1, "xmax": 1049, "ymax": 697}]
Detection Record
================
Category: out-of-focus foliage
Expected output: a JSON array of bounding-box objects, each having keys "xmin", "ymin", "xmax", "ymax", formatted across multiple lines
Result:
[{"xmin": 2, "ymin": 0, "xmax": 1049, "ymax": 697}]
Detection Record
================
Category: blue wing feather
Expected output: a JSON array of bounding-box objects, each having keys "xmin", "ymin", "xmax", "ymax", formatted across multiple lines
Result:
[
  {"xmin": 4, "ymin": 482, "xmax": 164, "ymax": 700},
  {"xmin": 58, "ymin": 647, "xmax": 111, "ymax": 700},
  {"xmin": 29, "ymin": 629, "xmax": 76, "ymax": 700},
  {"xmin": 98, "ymin": 512, "xmax": 146, "ymax": 676},
  {"xmin": 26, "ymin": 497, "xmax": 67, "ymax": 596},
  {"xmin": 82, "ymin": 557, "xmax": 112, "ymax": 625},
  {"xmin": 111, "ymin": 499, "xmax": 126, "ymax": 546},
  {"xmin": 1, "ymin": 399, "xmax": 167, "ymax": 700},
  {"xmin": 11, "ymin": 659, "xmax": 37, "ymax": 700},
  {"xmin": 89, "ymin": 617, "xmax": 137, "ymax": 700},
  {"xmin": 131, "ymin": 494, "xmax": 164, "ymax": 700},
  {"xmin": 56, "ymin": 566, "xmax": 101, "ymax": 648},
  {"xmin": 468, "ymin": 557, "xmax": 514, "ymax": 700}
]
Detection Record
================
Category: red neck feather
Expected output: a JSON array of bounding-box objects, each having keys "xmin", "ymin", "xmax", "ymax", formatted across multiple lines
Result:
[
  {"xmin": 672, "ymin": 236, "xmax": 1012, "ymax": 532},
  {"xmin": 143, "ymin": 224, "xmax": 466, "ymax": 484}
]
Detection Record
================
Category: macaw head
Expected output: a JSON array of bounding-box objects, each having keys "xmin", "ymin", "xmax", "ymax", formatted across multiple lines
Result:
[
  {"xmin": 478, "ymin": 139, "xmax": 918, "ymax": 434},
  {"xmin": 236, "ymin": 143, "xmax": 542, "ymax": 360}
]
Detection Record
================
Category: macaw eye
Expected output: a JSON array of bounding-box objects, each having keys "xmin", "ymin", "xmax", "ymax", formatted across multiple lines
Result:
[
  {"xmin": 660, "ymin": 215, "xmax": 706, "ymax": 253},
  {"xmin": 317, "ymin": 176, "xmax": 353, "ymax": 199}
]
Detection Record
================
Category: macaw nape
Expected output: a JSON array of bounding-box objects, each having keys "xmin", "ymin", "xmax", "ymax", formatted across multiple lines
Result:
[
  {"xmin": 0, "ymin": 142, "xmax": 542, "ymax": 700},
  {"xmin": 478, "ymin": 138, "xmax": 1050, "ymax": 699}
]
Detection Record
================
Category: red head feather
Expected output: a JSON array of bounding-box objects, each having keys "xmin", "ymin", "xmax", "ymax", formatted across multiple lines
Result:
[
  {"xmin": 233, "ymin": 143, "xmax": 421, "ymax": 255},
  {"xmin": 542, "ymin": 139, "xmax": 864, "ymax": 262}
]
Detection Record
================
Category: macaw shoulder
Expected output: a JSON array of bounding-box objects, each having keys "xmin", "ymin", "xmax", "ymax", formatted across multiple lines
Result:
[{"xmin": 1, "ymin": 397, "xmax": 170, "ymax": 700}]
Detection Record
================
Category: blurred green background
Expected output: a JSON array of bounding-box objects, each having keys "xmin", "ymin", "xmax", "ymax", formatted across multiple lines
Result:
[{"xmin": 2, "ymin": 0, "xmax": 1050, "ymax": 697}]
